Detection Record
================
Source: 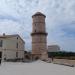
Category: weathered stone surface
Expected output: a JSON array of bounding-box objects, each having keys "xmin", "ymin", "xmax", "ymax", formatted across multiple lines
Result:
[{"xmin": 31, "ymin": 12, "xmax": 48, "ymax": 59}]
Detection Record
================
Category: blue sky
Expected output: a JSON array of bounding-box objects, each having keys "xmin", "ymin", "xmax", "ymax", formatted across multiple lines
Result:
[{"xmin": 0, "ymin": 0, "xmax": 75, "ymax": 52}]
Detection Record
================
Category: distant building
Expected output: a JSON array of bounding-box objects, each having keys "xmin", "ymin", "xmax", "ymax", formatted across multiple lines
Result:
[
  {"xmin": 0, "ymin": 34, "xmax": 25, "ymax": 61},
  {"xmin": 48, "ymin": 45, "xmax": 60, "ymax": 52}
]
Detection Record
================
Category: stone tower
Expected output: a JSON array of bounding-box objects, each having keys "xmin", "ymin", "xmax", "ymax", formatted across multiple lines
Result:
[{"xmin": 31, "ymin": 12, "xmax": 48, "ymax": 59}]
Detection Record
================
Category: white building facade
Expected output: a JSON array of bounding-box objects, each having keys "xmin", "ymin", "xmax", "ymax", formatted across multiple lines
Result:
[
  {"xmin": 0, "ymin": 34, "xmax": 25, "ymax": 61},
  {"xmin": 48, "ymin": 45, "xmax": 60, "ymax": 52}
]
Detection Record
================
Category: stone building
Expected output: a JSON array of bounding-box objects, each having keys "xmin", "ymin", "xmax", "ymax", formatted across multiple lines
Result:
[
  {"xmin": 0, "ymin": 34, "xmax": 25, "ymax": 61},
  {"xmin": 31, "ymin": 12, "xmax": 48, "ymax": 60},
  {"xmin": 48, "ymin": 45, "xmax": 60, "ymax": 52}
]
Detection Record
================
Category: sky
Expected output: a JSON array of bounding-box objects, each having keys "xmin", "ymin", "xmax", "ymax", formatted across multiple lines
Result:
[{"xmin": 0, "ymin": 0, "xmax": 75, "ymax": 52}]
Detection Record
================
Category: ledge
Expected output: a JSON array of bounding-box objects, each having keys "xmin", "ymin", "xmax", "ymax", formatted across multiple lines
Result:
[{"xmin": 31, "ymin": 32, "xmax": 48, "ymax": 36}]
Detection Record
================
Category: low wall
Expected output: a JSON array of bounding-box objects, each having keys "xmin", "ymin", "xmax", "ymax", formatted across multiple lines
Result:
[{"xmin": 53, "ymin": 59, "xmax": 75, "ymax": 66}]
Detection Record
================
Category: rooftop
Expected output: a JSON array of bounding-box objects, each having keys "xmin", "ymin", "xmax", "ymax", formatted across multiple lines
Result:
[
  {"xmin": 32, "ymin": 12, "xmax": 46, "ymax": 17},
  {"xmin": 0, "ymin": 34, "xmax": 25, "ymax": 43}
]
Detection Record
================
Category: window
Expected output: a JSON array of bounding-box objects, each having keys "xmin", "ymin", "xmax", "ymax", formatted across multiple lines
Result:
[
  {"xmin": 35, "ymin": 24, "xmax": 36, "ymax": 26},
  {"xmin": 17, "ymin": 37, "xmax": 18, "ymax": 39},
  {"xmin": 0, "ymin": 40, "xmax": 3, "ymax": 47},
  {"xmin": 16, "ymin": 43, "xmax": 18, "ymax": 48},
  {"xmin": 16, "ymin": 52, "xmax": 18, "ymax": 57},
  {"xmin": 35, "ymin": 30, "xmax": 36, "ymax": 32},
  {"xmin": 0, "ymin": 52, "xmax": 2, "ymax": 58}
]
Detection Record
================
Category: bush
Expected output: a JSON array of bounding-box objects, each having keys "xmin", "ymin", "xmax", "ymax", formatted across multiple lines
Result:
[{"xmin": 48, "ymin": 51, "xmax": 75, "ymax": 60}]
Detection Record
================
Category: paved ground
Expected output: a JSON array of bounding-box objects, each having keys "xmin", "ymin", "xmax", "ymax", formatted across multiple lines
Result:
[{"xmin": 0, "ymin": 60, "xmax": 75, "ymax": 75}]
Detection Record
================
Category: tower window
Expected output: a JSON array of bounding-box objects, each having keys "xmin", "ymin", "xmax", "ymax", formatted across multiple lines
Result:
[
  {"xmin": 35, "ymin": 30, "xmax": 36, "ymax": 32},
  {"xmin": 35, "ymin": 23, "xmax": 37, "ymax": 28},
  {"xmin": 35, "ymin": 24, "xmax": 36, "ymax": 26}
]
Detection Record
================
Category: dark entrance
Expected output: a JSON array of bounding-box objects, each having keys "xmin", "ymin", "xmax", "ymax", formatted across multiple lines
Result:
[{"xmin": 35, "ymin": 57, "xmax": 39, "ymax": 60}]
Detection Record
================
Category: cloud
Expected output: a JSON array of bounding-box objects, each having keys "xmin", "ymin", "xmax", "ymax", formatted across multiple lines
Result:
[
  {"xmin": 0, "ymin": 0, "xmax": 75, "ymax": 51},
  {"xmin": 0, "ymin": 20, "xmax": 21, "ymax": 34},
  {"xmin": 0, "ymin": 14, "xmax": 19, "ymax": 22}
]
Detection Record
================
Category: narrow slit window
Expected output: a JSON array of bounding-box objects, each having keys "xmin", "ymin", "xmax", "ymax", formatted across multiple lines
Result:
[{"xmin": 35, "ymin": 30, "xmax": 36, "ymax": 32}]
